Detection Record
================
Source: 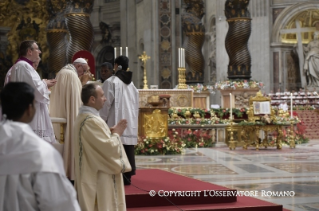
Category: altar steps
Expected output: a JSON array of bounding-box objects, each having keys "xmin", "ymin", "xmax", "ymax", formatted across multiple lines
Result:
[{"xmin": 125, "ymin": 169, "xmax": 287, "ymax": 211}]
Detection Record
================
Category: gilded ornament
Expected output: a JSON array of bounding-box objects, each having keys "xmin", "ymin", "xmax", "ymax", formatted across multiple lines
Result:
[
  {"xmin": 144, "ymin": 109, "xmax": 167, "ymax": 139},
  {"xmin": 0, "ymin": 0, "xmax": 49, "ymax": 64},
  {"xmin": 161, "ymin": 39, "xmax": 171, "ymax": 51},
  {"xmin": 161, "ymin": 68, "xmax": 171, "ymax": 79},
  {"xmin": 185, "ymin": 110, "xmax": 191, "ymax": 118},
  {"xmin": 177, "ymin": 95, "xmax": 188, "ymax": 107}
]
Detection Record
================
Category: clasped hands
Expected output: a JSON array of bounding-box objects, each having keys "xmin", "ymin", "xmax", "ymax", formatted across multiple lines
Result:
[
  {"xmin": 43, "ymin": 79, "xmax": 57, "ymax": 88},
  {"xmin": 79, "ymin": 70, "xmax": 94, "ymax": 85},
  {"xmin": 110, "ymin": 119, "xmax": 128, "ymax": 137}
]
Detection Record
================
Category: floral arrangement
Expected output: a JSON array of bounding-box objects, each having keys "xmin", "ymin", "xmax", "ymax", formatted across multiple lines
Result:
[
  {"xmin": 168, "ymin": 108, "xmax": 248, "ymax": 120},
  {"xmin": 237, "ymin": 116, "xmax": 300, "ymax": 125},
  {"xmin": 215, "ymin": 80, "xmax": 264, "ymax": 90},
  {"xmin": 135, "ymin": 128, "xmax": 215, "ymax": 155},
  {"xmin": 187, "ymin": 84, "xmax": 214, "ymax": 93},
  {"xmin": 269, "ymin": 121, "xmax": 309, "ymax": 146},
  {"xmin": 135, "ymin": 134, "xmax": 185, "ymax": 155},
  {"xmin": 176, "ymin": 128, "xmax": 215, "ymax": 148},
  {"xmin": 168, "ymin": 118, "xmax": 225, "ymax": 125},
  {"xmin": 272, "ymin": 116, "xmax": 300, "ymax": 125}
]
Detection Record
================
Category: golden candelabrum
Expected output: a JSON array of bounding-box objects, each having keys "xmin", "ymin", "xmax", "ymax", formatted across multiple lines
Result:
[
  {"xmin": 228, "ymin": 119, "xmax": 236, "ymax": 150},
  {"xmin": 177, "ymin": 67, "xmax": 187, "ymax": 89},
  {"xmin": 139, "ymin": 51, "xmax": 150, "ymax": 89},
  {"xmin": 289, "ymin": 119, "xmax": 296, "ymax": 149}
]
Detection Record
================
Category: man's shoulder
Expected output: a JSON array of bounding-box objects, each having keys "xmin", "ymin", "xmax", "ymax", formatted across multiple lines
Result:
[
  {"xmin": 75, "ymin": 113, "xmax": 104, "ymax": 127},
  {"xmin": 15, "ymin": 60, "xmax": 32, "ymax": 69},
  {"xmin": 0, "ymin": 121, "xmax": 64, "ymax": 175}
]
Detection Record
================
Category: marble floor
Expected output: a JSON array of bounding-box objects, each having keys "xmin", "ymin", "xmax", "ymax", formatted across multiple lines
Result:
[{"xmin": 135, "ymin": 140, "xmax": 319, "ymax": 211}]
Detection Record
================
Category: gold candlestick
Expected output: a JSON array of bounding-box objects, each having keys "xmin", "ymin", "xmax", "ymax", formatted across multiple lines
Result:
[
  {"xmin": 177, "ymin": 67, "xmax": 187, "ymax": 89},
  {"xmin": 138, "ymin": 51, "xmax": 150, "ymax": 89},
  {"xmin": 228, "ymin": 120, "xmax": 236, "ymax": 150},
  {"xmin": 289, "ymin": 120, "xmax": 296, "ymax": 149}
]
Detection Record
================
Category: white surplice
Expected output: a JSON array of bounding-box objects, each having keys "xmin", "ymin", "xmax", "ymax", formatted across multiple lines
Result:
[
  {"xmin": 100, "ymin": 76, "xmax": 139, "ymax": 145},
  {"xmin": 6, "ymin": 60, "xmax": 55, "ymax": 143},
  {"xmin": 0, "ymin": 120, "xmax": 80, "ymax": 211}
]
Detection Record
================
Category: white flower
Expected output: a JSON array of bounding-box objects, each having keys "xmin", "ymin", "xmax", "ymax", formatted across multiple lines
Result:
[{"xmin": 150, "ymin": 149, "xmax": 154, "ymax": 153}]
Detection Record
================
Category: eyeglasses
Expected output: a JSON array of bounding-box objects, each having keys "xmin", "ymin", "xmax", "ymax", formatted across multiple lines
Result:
[{"xmin": 31, "ymin": 47, "xmax": 40, "ymax": 51}]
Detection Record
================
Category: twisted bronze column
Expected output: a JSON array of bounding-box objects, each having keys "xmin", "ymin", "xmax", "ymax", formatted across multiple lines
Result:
[
  {"xmin": 65, "ymin": 0, "xmax": 94, "ymax": 63},
  {"xmin": 225, "ymin": 0, "xmax": 251, "ymax": 80},
  {"xmin": 46, "ymin": 0, "xmax": 68, "ymax": 74},
  {"xmin": 182, "ymin": 0, "xmax": 205, "ymax": 83}
]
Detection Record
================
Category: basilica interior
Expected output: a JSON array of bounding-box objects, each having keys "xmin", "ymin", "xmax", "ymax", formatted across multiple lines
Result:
[{"xmin": 1, "ymin": 0, "xmax": 319, "ymax": 210}]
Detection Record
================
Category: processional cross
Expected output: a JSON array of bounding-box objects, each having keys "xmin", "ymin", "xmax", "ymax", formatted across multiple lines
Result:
[{"xmin": 139, "ymin": 51, "xmax": 150, "ymax": 89}]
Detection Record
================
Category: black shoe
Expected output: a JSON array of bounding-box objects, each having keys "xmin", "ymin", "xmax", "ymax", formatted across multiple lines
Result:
[{"xmin": 123, "ymin": 176, "xmax": 131, "ymax": 185}]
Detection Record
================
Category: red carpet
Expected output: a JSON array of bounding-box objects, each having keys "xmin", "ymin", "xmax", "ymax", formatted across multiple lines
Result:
[{"xmin": 125, "ymin": 169, "xmax": 287, "ymax": 211}]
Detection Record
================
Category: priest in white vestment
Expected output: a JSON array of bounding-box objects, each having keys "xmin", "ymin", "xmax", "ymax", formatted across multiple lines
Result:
[
  {"xmin": 4, "ymin": 40, "xmax": 57, "ymax": 143},
  {"xmin": 100, "ymin": 55, "xmax": 139, "ymax": 185},
  {"xmin": 50, "ymin": 64, "xmax": 82, "ymax": 180},
  {"xmin": 0, "ymin": 82, "xmax": 80, "ymax": 211},
  {"xmin": 74, "ymin": 83, "xmax": 131, "ymax": 211}
]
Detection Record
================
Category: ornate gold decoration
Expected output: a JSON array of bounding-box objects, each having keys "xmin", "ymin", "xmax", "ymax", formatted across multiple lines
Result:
[
  {"xmin": 193, "ymin": 111, "xmax": 201, "ymax": 119},
  {"xmin": 282, "ymin": 10, "xmax": 319, "ymax": 44},
  {"xmin": 59, "ymin": 123, "xmax": 65, "ymax": 144},
  {"xmin": 48, "ymin": 0, "xmax": 67, "ymax": 15},
  {"xmin": 47, "ymin": 29, "xmax": 68, "ymax": 33},
  {"xmin": 185, "ymin": 109, "xmax": 191, "ymax": 118},
  {"xmin": 226, "ymin": 124, "xmax": 284, "ymax": 150},
  {"xmin": 161, "ymin": 68, "xmax": 171, "ymax": 79},
  {"xmin": 139, "ymin": 51, "xmax": 150, "ymax": 89},
  {"xmin": 246, "ymin": 91, "xmax": 276, "ymax": 123},
  {"xmin": 65, "ymin": 13, "xmax": 90, "ymax": 17},
  {"xmin": 289, "ymin": 120, "xmax": 296, "ymax": 149},
  {"xmin": 0, "ymin": 0, "xmax": 49, "ymax": 65},
  {"xmin": 228, "ymin": 121, "xmax": 236, "ymax": 150},
  {"xmin": 139, "ymin": 90, "xmax": 193, "ymax": 108},
  {"xmin": 161, "ymin": 39, "xmax": 171, "ymax": 51},
  {"xmin": 143, "ymin": 109, "xmax": 168, "ymax": 139},
  {"xmin": 177, "ymin": 67, "xmax": 187, "ymax": 89},
  {"xmin": 177, "ymin": 95, "xmax": 189, "ymax": 107},
  {"xmin": 227, "ymin": 18, "xmax": 251, "ymax": 22}
]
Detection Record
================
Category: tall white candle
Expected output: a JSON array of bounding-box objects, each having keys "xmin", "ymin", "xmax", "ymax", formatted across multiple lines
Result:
[
  {"xmin": 178, "ymin": 48, "xmax": 181, "ymax": 68},
  {"xmin": 126, "ymin": 47, "xmax": 128, "ymax": 58},
  {"xmin": 182, "ymin": 48, "xmax": 185, "ymax": 68},
  {"xmin": 179, "ymin": 48, "xmax": 183, "ymax": 67},
  {"xmin": 290, "ymin": 93, "xmax": 293, "ymax": 119},
  {"xmin": 114, "ymin": 47, "xmax": 116, "ymax": 59},
  {"xmin": 230, "ymin": 93, "xmax": 232, "ymax": 120},
  {"xmin": 120, "ymin": 47, "xmax": 122, "ymax": 55}
]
